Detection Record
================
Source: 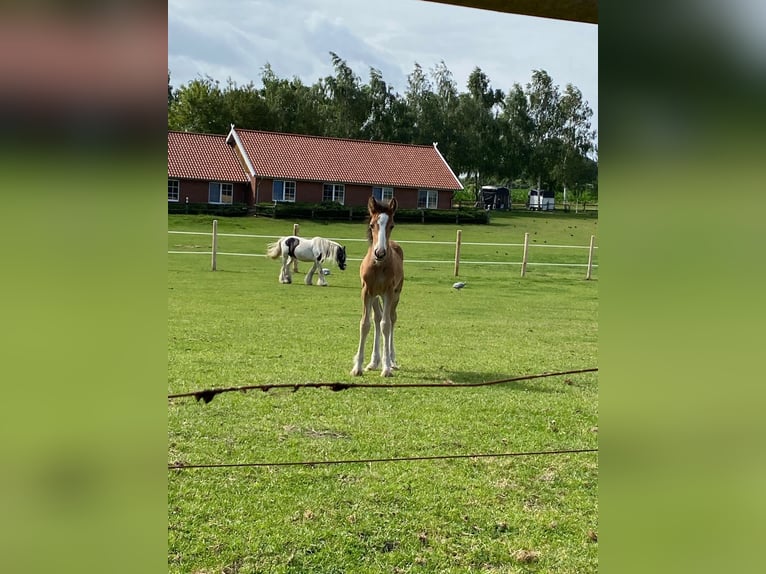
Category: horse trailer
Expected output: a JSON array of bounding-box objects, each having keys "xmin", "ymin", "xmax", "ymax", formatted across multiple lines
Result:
[
  {"xmin": 479, "ymin": 185, "xmax": 510, "ymax": 210},
  {"xmin": 527, "ymin": 189, "xmax": 555, "ymax": 211}
]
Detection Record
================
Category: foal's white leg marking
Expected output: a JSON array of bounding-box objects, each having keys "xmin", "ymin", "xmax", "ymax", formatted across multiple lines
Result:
[
  {"xmin": 365, "ymin": 298, "xmax": 382, "ymax": 371},
  {"xmin": 351, "ymin": 294, "xmax": 373, "ymax": 376}
]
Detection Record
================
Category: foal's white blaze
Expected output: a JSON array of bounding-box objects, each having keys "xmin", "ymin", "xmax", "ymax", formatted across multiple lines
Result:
[{"xmin": 374, "ymin": 213, "xmax": 389, "ymax": 259}]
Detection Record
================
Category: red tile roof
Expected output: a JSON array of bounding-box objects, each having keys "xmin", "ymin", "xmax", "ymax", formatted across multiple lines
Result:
[
  {"xmin": 232, "ymin": 128, "xmax": 463, "ymax": 191},
  {"xmin": 168, "ymin": 131, "xmax": 249, "ymax": 182}
]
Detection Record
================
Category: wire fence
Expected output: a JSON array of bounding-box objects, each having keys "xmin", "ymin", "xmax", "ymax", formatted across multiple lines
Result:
[{"xmin": 168, "ymin": 223, "xmax": 598, "ymax": 277}]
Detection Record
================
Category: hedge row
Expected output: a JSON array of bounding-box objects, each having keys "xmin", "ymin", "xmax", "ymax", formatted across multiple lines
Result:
[
  {"xmin": 253, "ymin": 202, "xmax": 490, "ymax": 224},
  {"xmin": 167, "ymin": 201, "xmax": 491, "ymax": 223},
  {"xmin": 168, "ymin": 202, "xmax": 250, "ymax": 216}
]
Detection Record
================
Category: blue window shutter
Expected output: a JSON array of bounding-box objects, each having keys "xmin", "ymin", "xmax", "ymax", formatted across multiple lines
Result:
[
  {"xmin": 208, "ymin": 182, "xmax": 221, "ymax": 203},
  {"xmin": 272, "ymin": 180, "xmax": 284, "ymax": 201}
]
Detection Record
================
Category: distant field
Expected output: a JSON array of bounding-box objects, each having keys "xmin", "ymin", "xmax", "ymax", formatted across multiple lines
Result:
[{"xmin": 168, "ymin": 210, "xmax": 598, "ymax": 573}]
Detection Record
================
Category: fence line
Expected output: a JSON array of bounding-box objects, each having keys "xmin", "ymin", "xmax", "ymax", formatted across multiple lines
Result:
[
  {"xmin": 169, "ymin": 447, "xmax": 598, "ymax": 471},
  {"xmin": 168, "ymin": 230, "xmax": 597, "ymax": 250},
  {"xmin": 169, "ymin": 223, "xmax": 598, "ymax": 276},
  {"xmin": 167, "ymin": 250, "xmax": 598, "ymax": 268}
]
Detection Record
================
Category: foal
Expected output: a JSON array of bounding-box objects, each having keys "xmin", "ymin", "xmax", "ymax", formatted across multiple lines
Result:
[{"xmin": 351, "ymin": 197, "xmax": 404, "ymax": 377}]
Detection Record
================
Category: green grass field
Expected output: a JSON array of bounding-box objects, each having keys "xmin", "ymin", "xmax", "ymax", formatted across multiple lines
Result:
[{"xmin": 168, "ymin": 210, "xmax": 598, "ymax": 573}]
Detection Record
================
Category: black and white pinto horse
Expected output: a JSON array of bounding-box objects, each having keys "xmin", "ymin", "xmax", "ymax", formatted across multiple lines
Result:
[{"xmin": 266, "ymin": 236, "xmax": 347, "ymax": 286}]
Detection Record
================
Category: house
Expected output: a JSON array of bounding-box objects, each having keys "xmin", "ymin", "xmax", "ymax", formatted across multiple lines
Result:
[
  {"xmin": 168, "ymin": 126, "xmax": 463, "ymax": 210},
  {"xmin": 167, "ymin": 131, "xmax": 250, "ymax": 206}
]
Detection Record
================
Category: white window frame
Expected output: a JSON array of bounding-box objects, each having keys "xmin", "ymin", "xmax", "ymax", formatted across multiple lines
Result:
[
  {"xmin": 372, "ymin": 186, "xmax": 394, "ymax": 201},
  {"xmin": 168, "ymin": 179, "xmax": 179, "ymax": 202},
  {"xmin": 417, "ymin": 189, "xmax": 438, "ymax": 209},
  {"xmin": 272, "ymin": 180, "xmax": 297, "ymax": 202},
  {"xmin": 322, "ymin": 183, "xmax": 345, "ymax": 205},
  {"xmin": 208, "ymin": 181, "xmax": 234, "ymax": 205}
]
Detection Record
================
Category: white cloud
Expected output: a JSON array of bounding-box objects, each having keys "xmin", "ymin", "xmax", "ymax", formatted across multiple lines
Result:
[{"xmin": 168, "ymin": 0, "xmax": 598, "ymax": 129}]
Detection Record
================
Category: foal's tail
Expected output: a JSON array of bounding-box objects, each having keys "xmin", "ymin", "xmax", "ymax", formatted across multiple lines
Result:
[{"xmin": 265, "ymin": 240, "xmax": 283, "ymax": 259}]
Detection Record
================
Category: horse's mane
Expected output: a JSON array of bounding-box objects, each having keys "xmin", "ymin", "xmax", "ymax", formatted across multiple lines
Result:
[{"xmin": 315, "ymin": 237, "xmax": 342, "ymax": 262}]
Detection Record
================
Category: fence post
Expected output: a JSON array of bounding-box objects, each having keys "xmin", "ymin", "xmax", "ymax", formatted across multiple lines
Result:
[
  {"xmin": 292, "ymin": 223, "xmax": 300, "ymax": 271},
  {"xmin": 520, "ymin": 232, "xmax": 529, "ymax": 277},
  {"xmin": 211, "ymin": 219, "xmax": 218, "ymax": 271},
  {"xmin": 454, "ymin": 229, "xmax": 462, "ymax": 277},
  {"xmin": 585, "ymin": 235, "xmax": 595, "ymax": 280}
]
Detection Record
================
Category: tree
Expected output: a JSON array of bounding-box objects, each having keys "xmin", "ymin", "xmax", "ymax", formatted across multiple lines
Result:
[
  {"xmin": 168, "ymin": 75, "xmax": 227, "ymax": 133},
  {"xmin": 498, "ymin": 83, "xmax": 532, "ymax": 188},
  {"xmin": 221, "ymin": 78, "xmax": 270, "ymax": 131},
  {"xmin": 360, "ymin": 67, "xmax": 401, "ymax": 141},
  {"xmin": 525, "ymin": 69, "xmax": 561, "ymax": 189},
  {"xmin": 430, "ymin": 61, "xmax": 462, "ymax": 173},
  {"xmin": 404, "ymin": 62, "xmax": 440, "ymax": 145},
  {"xmin": 456, "ymin": 67, "xmax": 505, "ymax": 199},
  {"xmin": 553, "ymin": 83, "xmax": 596, "ymax": 201},
  {"xmin": 261, "ymin": 64, "xmax": 325, "ymax": 134},
  {"xmin": 319, "ymin": 52, "xmax": 369, "ymax": 138},
  {"xmin": 522, "ymin": 69, "xmax": 596, "ymax": 195},
  {"xmin": 168, "ymin": 71, "xmax": 174, "ymax": 108}
]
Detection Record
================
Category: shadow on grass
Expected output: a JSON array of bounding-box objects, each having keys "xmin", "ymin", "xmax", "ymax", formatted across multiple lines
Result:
[{"xmin": 402, "ymin": 368, "xmax": 563, "ymax": 393}]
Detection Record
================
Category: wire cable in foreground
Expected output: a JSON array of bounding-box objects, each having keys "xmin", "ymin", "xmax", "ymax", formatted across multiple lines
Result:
[
  {"xmin": 168, "ymin": 367, "xmax": 598, "ymax": 404},
  {"xmin": 169, "ymin": 447, "xmax": 598, "ymax": 470}
]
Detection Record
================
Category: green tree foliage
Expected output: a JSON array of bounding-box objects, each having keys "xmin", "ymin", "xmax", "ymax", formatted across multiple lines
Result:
[
  {"xmin": 261, "ymin": 64, "xmax": 325, "ymax": 134},
  {"xmin": 319, "ymin": 52, "xmax": 369, "ymax": 138},
  {"xmin": 168, "ymin": 71, "xmax": 174, "ymax": 108},
  {"xmin": 168, "ymin": 76, "xmax": 227, "ymax": 133},
  {"xmin": 167, "ymin": 56, "xmax": 597, "ymax": 194},
  {"xmin": 498, "ymin": 83, "xmax": 532, "ymax": 187},
  {"xmin": 523, "ymin": 70, "xmax": 596, "ymax": 194}
]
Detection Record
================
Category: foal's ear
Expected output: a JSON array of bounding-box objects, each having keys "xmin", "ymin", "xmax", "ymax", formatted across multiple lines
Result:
[
  {"xmin": 368, "ymin": 195, "xmax": 379, "ymax": 214},
  {"xmin": 388, "ymin": 197, "xmax": 398, "ymax": 213}
]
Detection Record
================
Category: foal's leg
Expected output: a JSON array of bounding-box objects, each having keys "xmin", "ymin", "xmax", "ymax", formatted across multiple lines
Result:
[
  {"xmin": 351, "ymin": 291, "xmax": 373, "ymax": 376},
  {"xmin": 379, "ymin": 296, "xmax": 395, "ymax": 377},
  {"xmin": 389, "ymin": 294, "xmax": 400, "ymax": 370},
  {"xmin": 365, "ymin": 298, "xmax": 382, "ymax": 371}
]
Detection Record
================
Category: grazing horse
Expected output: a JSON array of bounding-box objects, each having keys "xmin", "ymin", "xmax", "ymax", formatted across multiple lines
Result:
[
  {"xmin": 266, "ymin": 236, "xmax": 347, "ymax": 286},
  {"xmin": 351, "ymin": 197, "xmax": 404, "ymax": 377}
]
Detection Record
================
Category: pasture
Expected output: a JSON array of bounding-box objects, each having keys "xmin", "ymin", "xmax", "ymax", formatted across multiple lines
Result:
[{"xmin": 168, "ymin": 210, "xmax": 598, "ymax": 573}]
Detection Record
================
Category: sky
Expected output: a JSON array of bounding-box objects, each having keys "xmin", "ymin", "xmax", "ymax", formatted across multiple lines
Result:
[{"xmin": 168, "ymin": 0, "xmax": 598, "ymax": 131}]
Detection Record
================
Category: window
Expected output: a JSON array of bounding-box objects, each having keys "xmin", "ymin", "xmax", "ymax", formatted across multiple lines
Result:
[
  {"xmin": 322, "ymin": 183, "xmax": 345, "ymax": 204},
  {"xmin": 168, "ymin": 179, "xmax": 179, "ymax": 202},
  {"xmin": 272, "ymin": 180, "xmax": 296, "ymax": 202},
  {"xmin": 417, "ymin": 189, "xmax": 438, "ymax": 209},
  {"xmin": 208, "ymin": 182, "xmax": 233, "ymax": 204},
  {"xmin": 372, "ymin": 186, "xmax": 394, "ymax": 201}
]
